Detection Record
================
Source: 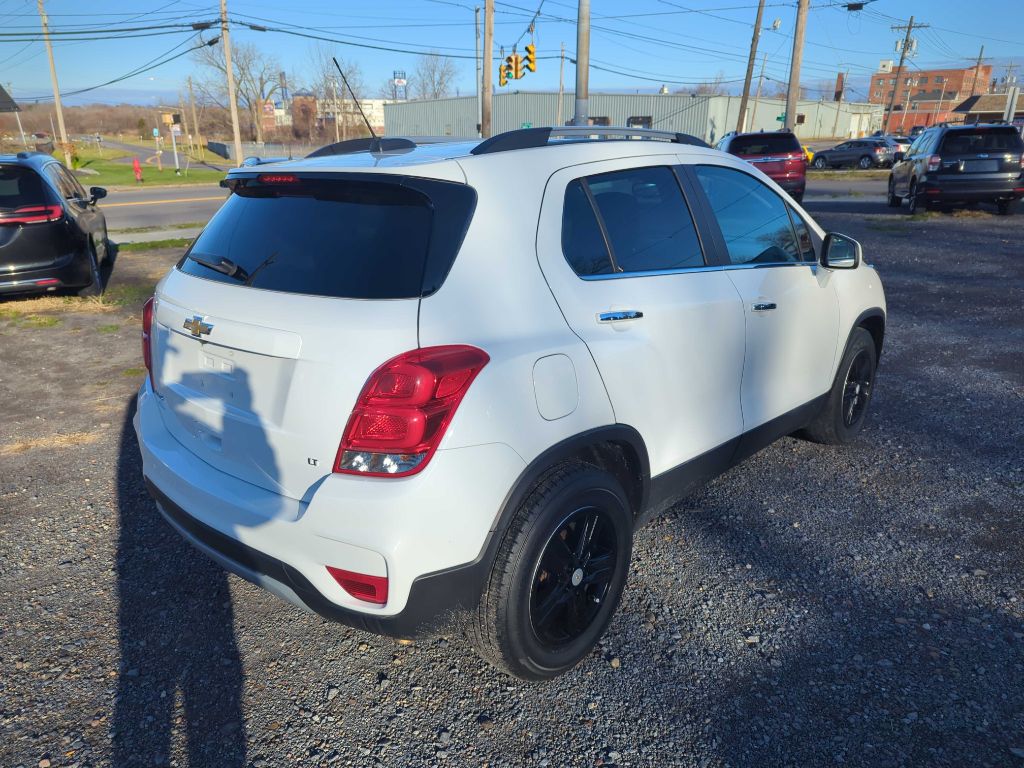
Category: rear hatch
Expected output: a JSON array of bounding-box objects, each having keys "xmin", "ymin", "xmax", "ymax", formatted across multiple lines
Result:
[
  {"xmin": 727, "ymin": 133, "xmax": 805, "ymax": 184},
  {"xmin": 0, "ymin": 163, "xmax": 68, "ymax": 272},
  {"xmin": 150, "ymin": 172, "xmax": 476, "ymax": 503},
  {"xmin": 934, "ymin": 127, "xmax": 1024, "ymax": 182}
]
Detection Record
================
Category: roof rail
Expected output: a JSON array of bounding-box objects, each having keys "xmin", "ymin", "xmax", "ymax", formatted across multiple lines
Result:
[
  {"xmin": 470, "ymin": 126, "xmax": 710, "ymax": 155},
  {"xmin": 306, "ymin": 137, "xmax": 416, "ymax": 158}
]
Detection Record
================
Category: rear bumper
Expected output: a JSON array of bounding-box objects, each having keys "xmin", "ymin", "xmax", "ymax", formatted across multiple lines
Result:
[
  {"xmin": 134, "ymin": 380, "xmax": 525, "ymax": 636},
  {"xmin": 774, "ymin": 176, "xmax": 806, "ymax": 196},
  {"xmin": 918, "ymin": 176, "xmax": 1024, "ymax": 202},
  {"xmin": 0, "ymin": 252, "xmax": 89, "ymax": 294}
]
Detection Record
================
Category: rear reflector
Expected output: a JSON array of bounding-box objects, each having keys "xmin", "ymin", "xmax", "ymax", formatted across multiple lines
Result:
[
  {"xmin": 335, "ymin": 345, "xmax": 489, "ymax": 477},
  {"xmin": 326, "ymin": 566, "xmax": 388, "ymax": 605},
  {"xmin": 0, "ymin": 204, "xmax": 63, "ymax": 226}
]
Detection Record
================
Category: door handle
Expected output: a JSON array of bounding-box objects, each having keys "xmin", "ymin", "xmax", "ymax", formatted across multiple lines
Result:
[
  {"xmin": 752, "ymin": 302, "xmax": 777, "ymax": 312},
  {"xmin": 598, "ymin": 310, "xmax": 644, "ymax": 322}
]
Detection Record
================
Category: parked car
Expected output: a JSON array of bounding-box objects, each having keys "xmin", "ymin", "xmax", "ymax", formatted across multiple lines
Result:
[
  {"xmin": 888, "ymin": 123, "xmax": 1024, "ymax": 215},
  {"xmin": 811, "ymin": 138, "xmax": 895, "ymax": 170},
  {"xmin": 714, "ymin": 130, "xmax": 806, "ymax": 202},
  {"xmin": 0, "ymin": 151, "xmax": 110, "ymax": 296},
  {"xmin": 135, "ymin": 127, "xmax": 886, "ymax": 680},
  {"xmin": 883, "ymin": 135, "xmax": 912, "ymax": 159}
]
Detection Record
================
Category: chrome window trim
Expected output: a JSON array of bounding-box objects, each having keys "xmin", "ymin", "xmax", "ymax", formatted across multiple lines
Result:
[{"xmin": 579, "ymin": 261, "xmax": 808, "ymax": 281}]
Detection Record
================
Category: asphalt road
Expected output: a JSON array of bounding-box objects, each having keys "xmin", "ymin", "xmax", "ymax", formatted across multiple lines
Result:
[
  {"xmin": 102, "ymin": 183, "xmax": 226, "ymax": 231},
  {"xmin": 3, "ymin": 176, "xmax": 1021, "ymax": 767}
]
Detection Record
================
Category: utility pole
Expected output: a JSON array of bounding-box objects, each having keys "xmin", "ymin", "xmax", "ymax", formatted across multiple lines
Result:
[
  {"xmin": 557, "ymin": 42, "xmax": 565, "ymax": 126},
  {"xmin": 7, "ymin": 82, "xmax": 28, "ymax": 148},
  {"xmin": 832, "ymin": 68, "xmax": 848, "ymax": 138},
  {"xmin": 931, "ymin": 86, "xmax": 947, "ymax": 126},
  {"xmin": 749, "ymin": 52, "xmax": 767, "ymax": 129},
  {"xmin": 737, "ymin": 0, "xmax": 765, "ymax": 133},
  {"xmin": 178, "ymin": 97, "xmax": 192, "ymax": 155},
  {"xmin": 885, "ymin": 16, "xmax": 927, "ymax": 135},
  {"xmin": 475, "ymin": 5, "xmax": 482, "ymax": 137},
  {"xmin": 573, "ymin": 0, "xmax": 590, "ymax": 126},
  {"xmin": 783, "ymin": 0, "xmax": 808, "ymax": 133},
  {"xmin": 968, "ymin": 45, "xmax": 985, "ymax": 97},
  {"xmin": 220, "ymin": 0, "xmax": 243, "ymax": 166},
  {"xmin": 37, "ymin": 0, "xmax": 71, "ymax": 168},
  {"xmin": 481, "ymin": 0, "xmax": 493, "ymax": 137},
  {"xmin": 331, "ymin": 79, "xmax": 341, "ymax": 143},
  {"xmin": 187, "ymin": 76, "xmax": 205, "ymax": 161}
]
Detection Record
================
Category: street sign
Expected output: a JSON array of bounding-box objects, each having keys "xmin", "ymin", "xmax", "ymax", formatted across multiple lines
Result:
[
  {"xmin": 152, "ymin": 128, "xmax": 159, "ymax": 137},
  {"xmin": 170, "ymin": 124, "xmax": 182, "ymax": 136},
  {"xmin": 776, "ymin": 114, "xmax": 786, "ymax": 122},
  {"xmin": 521, "ymin": 122, "xmax": 532, "ymax": 129}
]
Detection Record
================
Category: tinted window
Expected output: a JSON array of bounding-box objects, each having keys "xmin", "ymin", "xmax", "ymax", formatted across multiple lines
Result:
[
  {"xmin": 58, "ymin": 166, "xmax": 87, "ymax": 199},
  {"xmin": 694, "ymin": 165, "xmax": 800, "ymax": 266},
  {"xmin": 727, "ymin": 133, "xmax": 801, "ymax": 155},
  {"xmin": 587, "ymin": 166, "xmax": 704, "ymax": 273},
  {"xmin": 0, "ymin": 165, "xmax": 52, "ymax": 209},
  {"xmin": 940, "ymin": 128, "xmax": 1024, "ymax": 153},
  {"xmin": 561, "ymin": 180, "xmax": 614, "ymax": 276},
  {"xmin": 178, "ymin": 176, "xmax": 475, "ymax": 299}
]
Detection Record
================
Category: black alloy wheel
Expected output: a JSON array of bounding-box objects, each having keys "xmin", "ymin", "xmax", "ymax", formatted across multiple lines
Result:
[
  {"xmin": 858, "ymin": 155, "xmax": 873, "ymax": 170},
  {"xmin": 529, "ymin": 506, "xmax": 619, "ymax": 648},
  {"xmin": 843, "ymin": 350, "xmax": 874, "ymax": 429},
  {"xmin": 887, "ymin": 177, "xmax": 901, "ymax": 207},
  {"xmin": 813, "ymin": 156, "xmax": 828, "ymax": 170},
  {"xmin": 907, "ymin": 180, "xmax": 920, "ymax": 214}
]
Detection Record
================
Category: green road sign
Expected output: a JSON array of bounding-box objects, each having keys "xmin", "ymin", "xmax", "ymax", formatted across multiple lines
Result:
[
  {"xmin": 776, "ymin": 114, "xmax": 786, "ymax": 122},
  {"xmin": 521, "ymin": 122, "xmax": 532, "ymax": 129}
]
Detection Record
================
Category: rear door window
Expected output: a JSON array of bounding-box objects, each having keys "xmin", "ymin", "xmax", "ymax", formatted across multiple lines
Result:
[
  {"xmin": 579, "ymin": 166, "xmax": 705, "ymax": 274},
  {"xmin": 561, "ymin": 180, "xmax": 614, "ymax": 276},
  {"xmin": 0, "ymin": 165, "xmax": 52, "ymax": 209},
  {"xmin": 178, "ymin": 175, "xmax": 475, "ymax": 299},
  {"xmin": 693, "ymin": 164, "xmax": 800, "ymax": 265}
]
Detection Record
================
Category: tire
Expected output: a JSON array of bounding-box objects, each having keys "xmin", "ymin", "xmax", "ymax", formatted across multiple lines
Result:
[
  {"xmin": 812, "ymin": 156, "xmax": 828, "ymax": 170},
  {"xmin": 801, "ymin": 328, "xmax": 877, "ymax": 445},
  {"xmin": 857, "ymin": 156, "xmax": 873, "ymax": 170},
  {"xmin": 470, "ymin": 461, "xmax": 633, "ymax": 680},
  {"xmin": 906, "ymin": 180, "xmax": 920, "ymax": 214},
  {"xmin": 996, "ymin": 199, "xmax": 1016, "ymax": 216},
  {"xmin": 77, "ymin": 240, "xmax": 104, "ymax": 297},
  {"xmin": 886, "ymin": 177, "xmax": 901, "ymax": 207}
]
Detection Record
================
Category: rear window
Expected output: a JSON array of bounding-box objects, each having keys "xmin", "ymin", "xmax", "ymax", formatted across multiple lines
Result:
[
  {"xmin": 178, "ymin": 175, "xmax": 476, "ymax": 299},
  {"xmin": 0, "ymin": 165, "xmax": 51, "ymax": 210},
  {"xmin": 940, "ymin": 128, "xmax": 1024, "ymax": 154},
  {"xmin": 727, "ymin": 133, "xmax": 801, "ymax": 156}
]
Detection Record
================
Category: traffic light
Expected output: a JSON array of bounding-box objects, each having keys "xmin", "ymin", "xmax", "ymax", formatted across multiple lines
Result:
[
  {"xmin": 499, "ymin": 62, "xmax": 508, "ymax": 87},
  {"xmin": 525, "ymin": 43, "xmax": 536, "ymax": 73},
  {"xmin": 511, "ymin": 53, "xmax": 523, "ymax": 80}
]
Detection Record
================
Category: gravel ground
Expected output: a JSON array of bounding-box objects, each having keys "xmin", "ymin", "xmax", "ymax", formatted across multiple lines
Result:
[{"xmin": 1, "ymin": 184, "xmax": 1022, "ymax": 768}]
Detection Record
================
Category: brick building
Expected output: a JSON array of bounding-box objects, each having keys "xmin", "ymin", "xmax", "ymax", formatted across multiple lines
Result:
[{"xmin": 869, "ymin": 61, "xmax": 992, "ymax": 133}]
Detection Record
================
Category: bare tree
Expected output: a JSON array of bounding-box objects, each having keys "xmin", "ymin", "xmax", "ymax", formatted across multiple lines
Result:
[
  {"xmin": 306, "ymin": 45, "xmax": 365, "ymax": 140},
  {"xmin": 410, "ymin": 53, "xmax": 458, "ymax": 101},
  {"xmin": 193, "ymin": 40, "xmax": 281, "ymax": 143},
  {"xmin": 680, "ymin": 72, "xmax": 728, "ymax": 97}
]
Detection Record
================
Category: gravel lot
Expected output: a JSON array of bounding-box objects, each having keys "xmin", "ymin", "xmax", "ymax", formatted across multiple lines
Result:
[{"xmin": 2, "ymin": 182, "xmax": 1022, "ymax": 768}]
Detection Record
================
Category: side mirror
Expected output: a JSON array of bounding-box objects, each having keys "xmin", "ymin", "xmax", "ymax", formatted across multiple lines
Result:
[
  {"xmin": 89, "ymin": 186, "xmax": 107, "ymax": 204},
  {"xmin": 821, "ymin": 232, "xmax": 861, "ymax": 270}
]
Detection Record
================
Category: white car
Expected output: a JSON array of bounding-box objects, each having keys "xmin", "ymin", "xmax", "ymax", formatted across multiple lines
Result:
[{"xmin": 135, "ymin": 127, "xmax": 886, "ymax": 680}]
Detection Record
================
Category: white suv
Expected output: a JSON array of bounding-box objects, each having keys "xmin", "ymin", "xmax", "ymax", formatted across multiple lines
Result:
[{"xmin": 135, "ymin": 127, "xmax": 886, "ymax": 680}]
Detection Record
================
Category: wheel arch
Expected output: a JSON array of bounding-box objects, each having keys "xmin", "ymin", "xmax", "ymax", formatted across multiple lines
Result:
[{"xmin": 852, "ymin": 307, "xmax": 885, "ymax": 362}]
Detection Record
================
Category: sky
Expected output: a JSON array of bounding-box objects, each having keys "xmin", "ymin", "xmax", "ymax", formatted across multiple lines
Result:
[{"xmin": 1, "ymin": 0, "xmax": 1021, "ymax": 107}]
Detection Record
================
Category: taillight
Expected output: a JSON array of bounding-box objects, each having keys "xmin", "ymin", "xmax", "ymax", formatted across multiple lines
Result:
[
  {"xmin": 0, "ymin": 204, "xmax": 63, "ymax": 226},
  {"xmin": 327, "ymin": 566, "xmax": 388, "ymax": 605},
  {"xmin": 335, "ymin": 345, "xmax": 490, "ymax": 477},
  {"xmin": 874, "ymin": 146, "xmax": 885, "ymax": 154},
  {"xmin": 927, "ymin": 155, "xmax": 942, "ymax": 172},
  {"xmin": 141, "ymin": 297, "xmax": 155, "ymax": 388}
]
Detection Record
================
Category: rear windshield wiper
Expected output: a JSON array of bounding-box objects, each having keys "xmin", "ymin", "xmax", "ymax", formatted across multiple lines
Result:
[{"xmin": 188, "ymin": 253, "xmax": 249, "ymax": 282}]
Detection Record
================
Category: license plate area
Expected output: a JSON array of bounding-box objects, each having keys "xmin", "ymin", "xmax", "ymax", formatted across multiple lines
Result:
[{"xmin": 963, "ymin": 159, "xmax": 998, "ymax": 173}]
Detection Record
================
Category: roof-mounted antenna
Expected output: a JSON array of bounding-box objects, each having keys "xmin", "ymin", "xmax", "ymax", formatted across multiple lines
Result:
[{"xmin": 332, "ymin": 57, "xmax": 379, "ymax": 151}]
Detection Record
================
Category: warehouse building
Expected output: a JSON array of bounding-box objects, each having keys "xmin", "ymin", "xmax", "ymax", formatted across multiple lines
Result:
[{"xmin": 383, "ymin": 91, "xmax": 884, "ymax": 143}]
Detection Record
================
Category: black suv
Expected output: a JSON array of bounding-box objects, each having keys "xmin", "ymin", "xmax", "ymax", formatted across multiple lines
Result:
[
  {"xmin": 0, "ymin": 151, "xmax": 110, "ymax": 295},
  {"xmin": 887, "ymin": 124, "xmax": 1024, "ymax": 215}
]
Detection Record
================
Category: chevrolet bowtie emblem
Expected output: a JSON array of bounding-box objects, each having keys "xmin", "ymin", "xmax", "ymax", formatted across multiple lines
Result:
[{"xmin": 183, "ymin": 315, "xmax": 213, "ymax": 337}]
